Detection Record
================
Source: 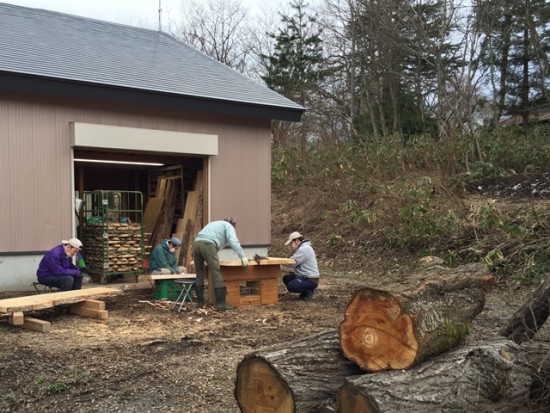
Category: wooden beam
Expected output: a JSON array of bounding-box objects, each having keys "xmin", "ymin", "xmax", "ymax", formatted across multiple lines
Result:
[
  {"xmin": 9, "ymin": 311, "xmax": 24, "ymax": 326},
  {"xmin": 21, "ymin": 317, "xmax": 51, "ymax": 333},
  {"xmin": 70, "ymin": 305, "xmax": 108, "ymax": 320},
  {"xmin": 70, "ymin": 299, "xmax": 108, "ymax": 319},
  {"xmin": 73, "ymin": 299, "xmax": 105, "ymax": 310}
]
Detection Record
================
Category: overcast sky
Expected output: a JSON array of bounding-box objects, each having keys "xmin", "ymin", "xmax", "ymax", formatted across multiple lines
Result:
[{"xmin": 4, "ymin": 0, "xmax": 283, "ymax": 29}]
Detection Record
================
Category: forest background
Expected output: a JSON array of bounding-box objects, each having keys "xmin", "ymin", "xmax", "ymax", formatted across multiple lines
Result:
[{"xmin": 171, "ymin": 0, "xmax": 550, "ymax": 284}]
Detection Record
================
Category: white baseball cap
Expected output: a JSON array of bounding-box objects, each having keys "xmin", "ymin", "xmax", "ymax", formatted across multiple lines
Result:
[
  {"xmin": 62, "ymin": 238, "xmax": 83, "ymax": 249},
  {"xmin": 285, "ymin": 231, "xmax": 303, "ymax": 245}
]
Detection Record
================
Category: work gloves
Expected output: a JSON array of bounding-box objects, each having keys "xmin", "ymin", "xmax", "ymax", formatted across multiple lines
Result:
[{"xmin": 241, "ymin": 257, "xmax": 249, "ymax": 267}]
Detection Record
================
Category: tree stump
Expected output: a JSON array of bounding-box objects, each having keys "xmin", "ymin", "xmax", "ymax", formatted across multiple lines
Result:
[
  {"xmin": 339, "ymin": 264, "xmax": 494, "ymax": 372},
  {"xmin": 337, "ymin": 338, "xmax": 532, "ymax": 413},
  {"xmin": 234, "ymin": 331, "xmax": 362, "ymax": 413},
  {"xmin": 500, "ymin": 273, "xmax": 550, "ymax": 344}
]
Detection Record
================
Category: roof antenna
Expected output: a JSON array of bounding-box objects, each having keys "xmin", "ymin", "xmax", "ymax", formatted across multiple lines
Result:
[{"xmin": 158, "ymin": 0, "xmax": 162, "ymax": 31}]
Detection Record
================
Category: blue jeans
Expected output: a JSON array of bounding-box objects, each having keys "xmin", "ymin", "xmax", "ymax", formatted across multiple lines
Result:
[
  {"xmin": 282, "ymin": 273, "xmax": 318, "ymax": 294},
  {"xmin": 38, "ymin": 275, "xmax": 82, "ymax": 291}
]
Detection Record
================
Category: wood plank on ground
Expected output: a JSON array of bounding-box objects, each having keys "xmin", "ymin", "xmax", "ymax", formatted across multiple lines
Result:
[
  {"xmin": 0, "ymin": 287, "xmax": 121, "ymax": 314},
  {"xmin": 21, "ymin": 317, "xmax": 51, "ymax": 332}
]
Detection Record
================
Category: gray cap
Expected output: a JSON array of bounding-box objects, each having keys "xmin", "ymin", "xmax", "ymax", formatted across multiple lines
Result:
[{"xmin": 168, "ymin": 237, "xmax": 181, "ymax": 246}]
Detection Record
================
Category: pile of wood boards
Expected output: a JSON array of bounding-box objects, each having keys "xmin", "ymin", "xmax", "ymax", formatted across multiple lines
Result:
[
  {"xmin": 143, "ymin": 172, "xmax": 203, "ymax": 272},
  {"xmin": 144, "ymin": 177, "xmax": 179, "ymax": 250}
]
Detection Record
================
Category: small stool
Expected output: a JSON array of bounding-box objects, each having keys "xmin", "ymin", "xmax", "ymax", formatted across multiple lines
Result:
[
  {"xmin": 32, "ymin": 282, "xmax": 57, "ymax": 294},
  {"xmin": 172, "ymin": 278, "xmax": 196, "ymax": 312}
]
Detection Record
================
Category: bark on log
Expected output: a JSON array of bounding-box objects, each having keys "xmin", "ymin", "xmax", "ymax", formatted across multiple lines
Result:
[
  {"xmin": 339, "ymin": 263, "xmax": 494, "ymax": 372},
  {"xmin": 521, "ymin": 340, "xmax": 550, "ymax": 409},
  {"xmin": 234, "ymin": 330, "xmax": 362, "ymax": 413},
  {"xmin": 500, "ymin": 273, "xmax": 550, "ymax": 344},
  {"xmin": 337, "ymin": 338, "xmax": 532, "ymax": 413}
]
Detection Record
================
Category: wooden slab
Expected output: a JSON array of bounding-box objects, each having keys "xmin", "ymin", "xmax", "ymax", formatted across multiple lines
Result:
[
  {"xmin": 143, "ymin": 196, "xmax": 164, "ymax": 233},
  {"xmin": 148, "ymin": 274, "xmax": 197, "ymax": 281},
  {"xmin": 0, "ymin": 287, "xmax": 121, "ymax": 314},
  {"xmin": 220, "ymin": 258, "xmax": 295, "ymax": 267}
]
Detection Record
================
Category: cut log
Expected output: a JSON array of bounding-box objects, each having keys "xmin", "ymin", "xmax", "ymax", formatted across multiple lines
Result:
[
  {"xmin": 339, "ymin": 263, "xmax": 494, "ymax": 372},
  {"xmin": 500, "ymin": 273, "xmax": 550, "ymax": 344},
  {"xmin": 337, "ymin": 338, "xmax": 532, "ymax": 413},
  {"xmin": 234, "ymin": 331, "xmax": 362, "ymax": 413}
]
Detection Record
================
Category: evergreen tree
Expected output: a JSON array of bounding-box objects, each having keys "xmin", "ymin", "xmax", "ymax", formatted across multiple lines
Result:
[
  {"xmin": 476, "ymin": 0, "xmax": 550, "ymax": 126},
  {"xmin": 261, "ymin": 0, "xmax": 327, "ymax": 107}
]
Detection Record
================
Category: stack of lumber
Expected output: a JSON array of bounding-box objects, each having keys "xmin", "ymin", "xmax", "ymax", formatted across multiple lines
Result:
[
  {"xmin": 83, "ymin": 222, "xmax": 143, "ymax": 273},
  {"xmin": 145, "ymin": 177, "xmax": 179, "ymax": 249},
  {"xmin": 143, "ymin": 172, "xmax": 204, "ymax": 272},
  {"xmin": 176, "ymin": 181, "xmax": 203, "ymax": 269},
  {"xmin": 0, "ymin": 287, "xmax": 122, "ymax": 332}
]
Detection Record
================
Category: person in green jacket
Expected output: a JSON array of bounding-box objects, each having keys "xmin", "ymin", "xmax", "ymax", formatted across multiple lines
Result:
[{"xmin": 149, "ymin": 237, "xmax": 186, "ymax": 275}]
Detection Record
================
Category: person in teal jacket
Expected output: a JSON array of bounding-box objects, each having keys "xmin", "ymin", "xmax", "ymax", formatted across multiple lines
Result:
[
  {"xmin": 193, "ymin": 217, "xmax": 248, "ymax": 311},
  {"xmin": 149, "ymin": 237, "xmax": 186, "ymax": 275}
]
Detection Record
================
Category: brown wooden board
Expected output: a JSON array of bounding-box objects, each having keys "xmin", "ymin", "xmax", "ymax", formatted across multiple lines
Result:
[
  {"xmin": 0, "ymin": 287, "xmax": 121, "ymax": 314},
  {"xmin": 181, "ymin": 191, "xmax": 201, "ymax": 268},
  {"xmin": 220, "ymin": 258, "xmax": 295, "ymax": 267},
  {"xmin": 143, "ymin": 197, "xmax": 164, "ymax": 233}
]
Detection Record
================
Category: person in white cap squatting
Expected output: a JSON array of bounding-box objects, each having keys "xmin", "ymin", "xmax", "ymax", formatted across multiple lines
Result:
[
  {"xmin": 149, "ymin": 237, "xmax": 187, "ymax": 275},
  {"xmin": 36, "ymin": 238, "xmax": 84, "ymax": 291},
  {"xmin": 282, "ymin": 231, "xmax": 320, "ymax": 300}
]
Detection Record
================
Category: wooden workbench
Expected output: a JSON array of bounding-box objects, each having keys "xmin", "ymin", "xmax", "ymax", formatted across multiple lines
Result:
[
  {"xmin": 0, "ymin": 287, "xmax": 122, "ymax": 332},
  {"xmin": 208, "ymin": 257, "xmax": 295, "ymax": 307}
]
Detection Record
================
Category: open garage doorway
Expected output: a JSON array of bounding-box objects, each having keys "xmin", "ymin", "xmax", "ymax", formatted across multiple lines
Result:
[{"xmin": 73, "ymin": 149, "xmax": 206, "ymax": 283}]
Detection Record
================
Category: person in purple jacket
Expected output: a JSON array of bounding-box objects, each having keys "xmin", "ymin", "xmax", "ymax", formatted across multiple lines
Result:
[{"xmin": 36, "ymin": 238, "xmax": 84, "ymax": 291}]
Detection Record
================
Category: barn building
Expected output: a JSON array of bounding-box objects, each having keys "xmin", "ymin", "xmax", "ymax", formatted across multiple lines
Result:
[{"xmin": 0, "ymin": 3, "xmax": 304, "ymax": 290}]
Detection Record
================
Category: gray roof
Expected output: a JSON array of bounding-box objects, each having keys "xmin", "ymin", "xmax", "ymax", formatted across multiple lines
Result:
[{"xmin": 0, "ymin": 3, "xmax": 304, "ymax": 120}]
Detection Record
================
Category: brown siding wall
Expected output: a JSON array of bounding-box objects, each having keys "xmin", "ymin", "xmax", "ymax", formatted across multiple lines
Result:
[
  {"xmin": 0, "ymin": 92, "xmax": 272, "ymax": 253},
  {"xmin": 210, "ymin": 121, "xmax": 272, "ymax": 245}
]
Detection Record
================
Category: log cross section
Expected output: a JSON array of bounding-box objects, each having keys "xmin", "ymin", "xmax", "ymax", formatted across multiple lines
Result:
[
  {"xmin": 234, "ymin": 330, "xmax": 362, "ymax": 413},
  {"xmin": 339, "ymin": 265, "xmax": 495, "ymax": 372}
]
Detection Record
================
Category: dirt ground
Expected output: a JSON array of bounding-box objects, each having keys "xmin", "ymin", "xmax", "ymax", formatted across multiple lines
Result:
[
  {"xmin": 2, "ymin": 172, "xmax": 550, "ymax": 412},
  {"xmin": 0, "ymin": 263, "xmax": 546, "ymax": 413}
]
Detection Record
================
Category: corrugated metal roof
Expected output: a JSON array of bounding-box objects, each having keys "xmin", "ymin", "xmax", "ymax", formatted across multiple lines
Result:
[{"xmin": 0, "ymin": 3, "xmax": 304, "ymax": 116}]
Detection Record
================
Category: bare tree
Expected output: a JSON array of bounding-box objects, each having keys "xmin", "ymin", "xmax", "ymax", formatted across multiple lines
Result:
[{"xmin": 173, "ymin": 0, "xmax": 252, "ymax": 72}]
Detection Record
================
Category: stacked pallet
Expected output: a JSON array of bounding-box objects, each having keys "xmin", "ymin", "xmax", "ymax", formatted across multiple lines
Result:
[{"xmin": 83, "ymin": 222, "xmax": 143, "ymax": 273}]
